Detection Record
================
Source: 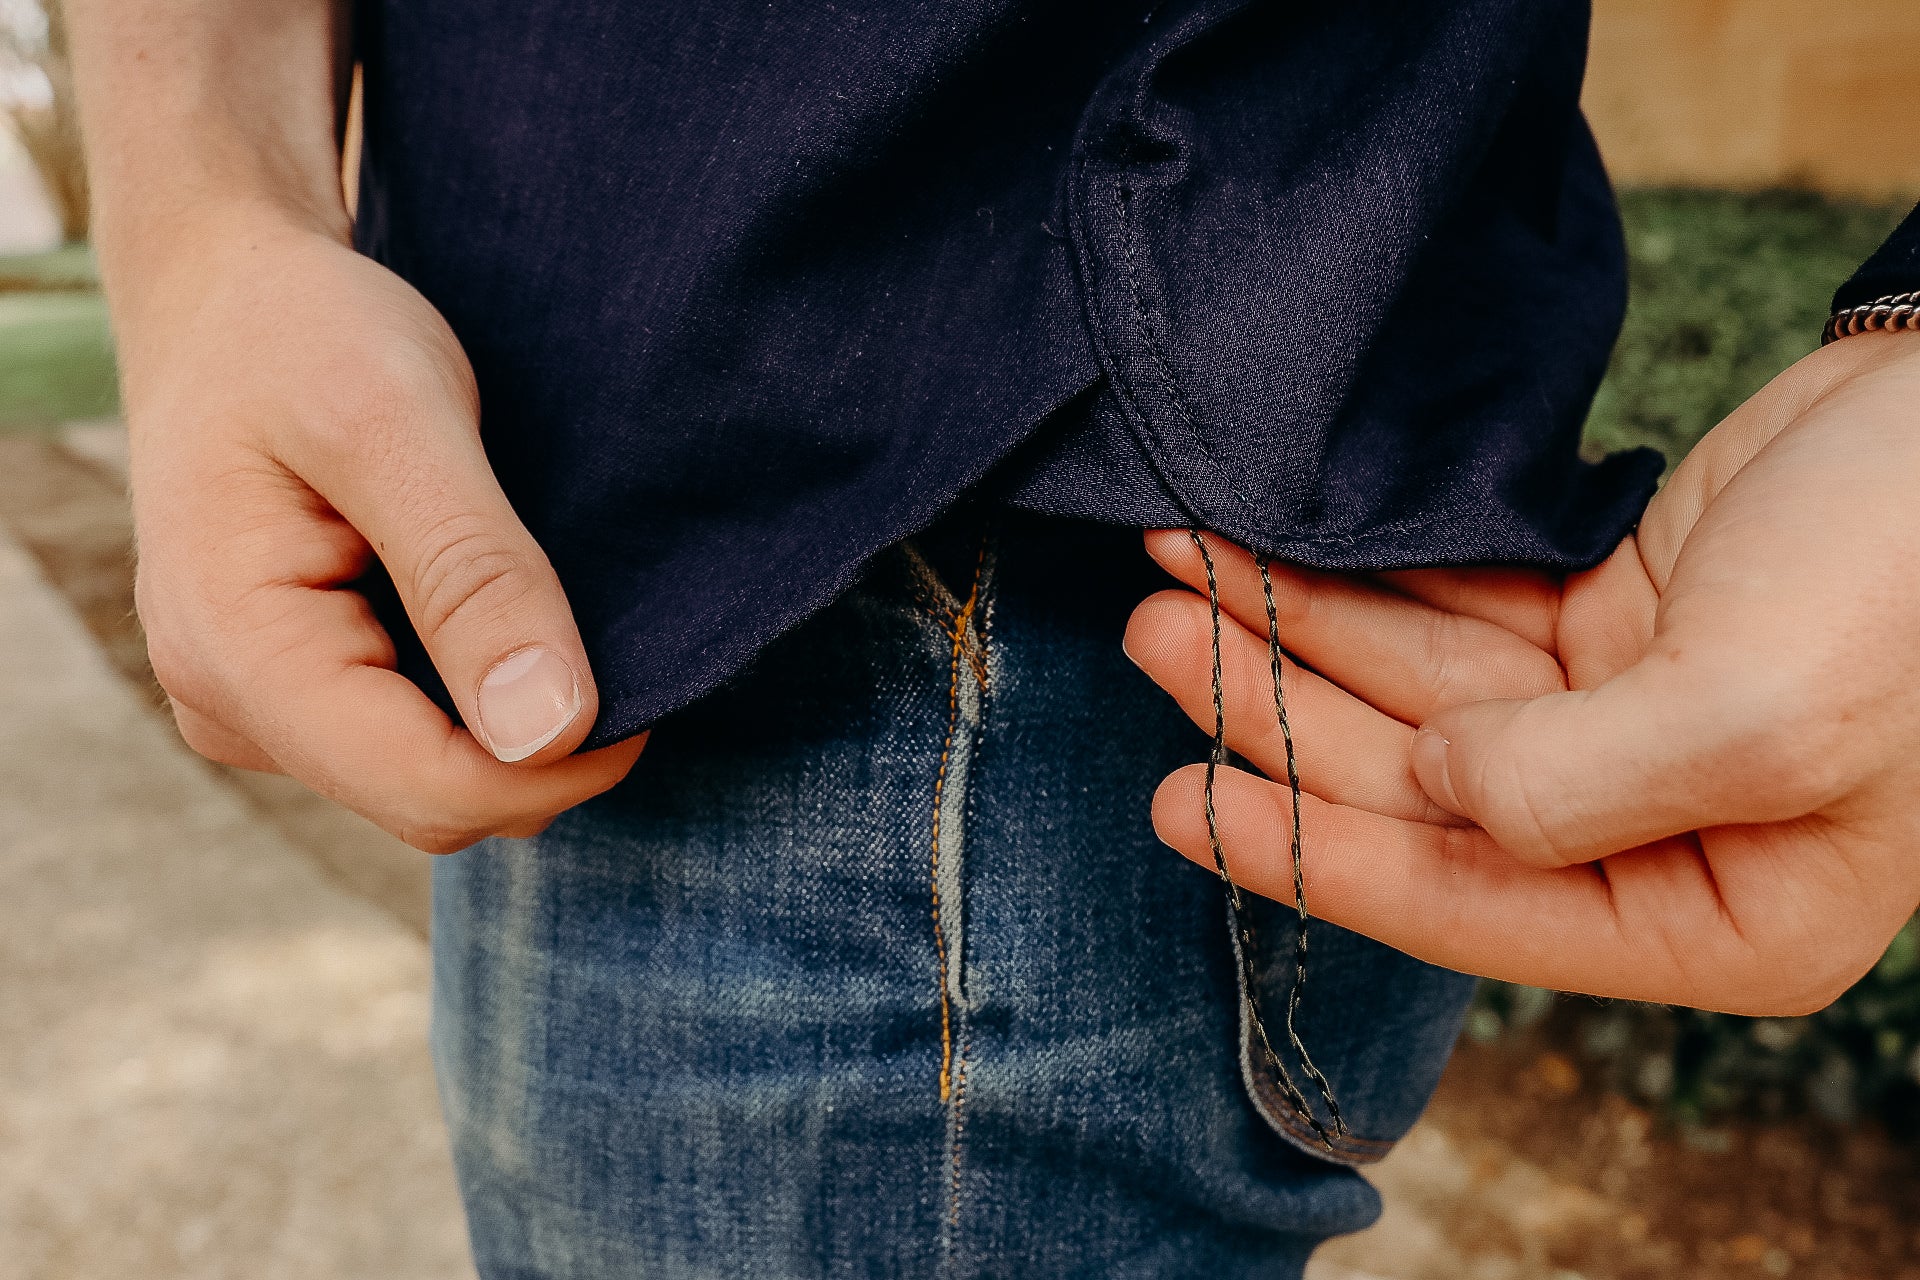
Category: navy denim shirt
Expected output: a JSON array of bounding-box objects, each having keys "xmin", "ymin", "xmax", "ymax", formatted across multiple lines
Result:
[{"xmin": 352, "ymin": 0, "xmax": 1920, "ymax": 748}]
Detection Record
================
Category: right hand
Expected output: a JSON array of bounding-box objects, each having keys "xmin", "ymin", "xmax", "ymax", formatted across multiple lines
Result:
[{"xmin": 123, "ymin": 217, "xmax": 645, "ymax": 852}]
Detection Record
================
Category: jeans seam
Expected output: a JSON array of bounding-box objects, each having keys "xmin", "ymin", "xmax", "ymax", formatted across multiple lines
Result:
[
  {"xmin": 951, "ymin": 531, "xmax": 997, "ymax": 1246},
  {"xmin": 899, "ymin": 542, "xmax": 959, "ymax": 616},
  {"xmin": 930, "ymin": 538, "xmax": 990, "ymax": 1099},
  {"xmin": 931, "ymin": 637, "xmax": 964, "ymax": 1105},
  {"xmin": 932, "ymin": 530, "xmax": 993, "ymax": 1261},
  {"xmin": 1240, "ymin": 1032, "xmax": 1394, "ymax": 1163}
]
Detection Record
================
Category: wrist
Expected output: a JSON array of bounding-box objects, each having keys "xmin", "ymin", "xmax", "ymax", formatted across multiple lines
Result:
[
  {"xmin": 98, "ymin": 189, "xmax": 345, "ymax": 303},
  {"xmin": 68, "ymin": 0, "xmax": 353, "ymax": 332},
  {"xmin": 104, "ymin": 205, "xmax": 353, "ymax": 409}
]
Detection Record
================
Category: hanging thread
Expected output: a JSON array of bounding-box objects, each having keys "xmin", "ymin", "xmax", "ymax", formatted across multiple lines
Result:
[{"xmin": 1187, "ymin": 530, "xmax": 1346, "ymax": 1147}]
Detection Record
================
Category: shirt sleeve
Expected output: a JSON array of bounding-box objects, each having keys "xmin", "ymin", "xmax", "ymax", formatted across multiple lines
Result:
[{"xmin": 1833, "ymin": 202, "xmax": 1920, "ymax": 312}]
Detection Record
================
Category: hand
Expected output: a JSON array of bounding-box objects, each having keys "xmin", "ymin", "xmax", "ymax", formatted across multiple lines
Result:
[
  {"xmin": 124, "ymin": 216, "xmax": 645, "ymax": 852},
  {"xmin": 1125, "ymin": 332, "xmax": 1920, "ymax": 1016}
]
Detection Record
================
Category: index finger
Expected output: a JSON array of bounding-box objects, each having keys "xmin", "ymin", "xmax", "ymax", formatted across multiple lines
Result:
[
  {"xmin": 230, "ymin": 581, "xmax": 644, "ymax": 851},
  {"xmin": 1151, "ymin": 763, "xmax": 1778, "ymax": 1013},
  {"xmin": 1144, "ymin": 531, "xmax": 1566, "ymax": 727},
  {"xmin": 1371, "ymin": 566, "xmax": 1561, "ymax": 651}
]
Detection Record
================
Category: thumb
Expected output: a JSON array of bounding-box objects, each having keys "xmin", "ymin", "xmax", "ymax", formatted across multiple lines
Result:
[
  {"xmin": 1410, "ymin": 668, "xmax": 1791, "ymax": 867},
  {"xmin": 306, "ymin": 391, "xmax": 596, "ymax": 765}
]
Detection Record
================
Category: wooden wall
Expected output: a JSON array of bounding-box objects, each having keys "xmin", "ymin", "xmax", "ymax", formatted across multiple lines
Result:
[{"xmin": 1585, "ymin": 0, "xmax": 1920, "ymax": 197}]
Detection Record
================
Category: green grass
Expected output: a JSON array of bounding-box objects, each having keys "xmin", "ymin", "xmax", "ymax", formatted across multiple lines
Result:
[
  {"xmin": 1584, "ymin": 189, "xmax": 1910, "ymax": 463},
  {"xmin": 0, "ymin": 287, "xmax": 117, "ymax": 427},
  {"xmin": 0, "ymin": 242, "xmax": 100, "ymax": 294},
  {"xmin": 0, "ymin": 245, "xmax": 117, "ymax": 429}
]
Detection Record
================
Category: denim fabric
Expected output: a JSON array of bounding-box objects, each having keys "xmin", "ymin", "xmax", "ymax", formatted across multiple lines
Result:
[
  {"xmin": 431, "ymin": 513, "xmax": 1473, "ymax": 1278},
  {"xmin": 353, "ymin": 0, "xmax": 1666, "ymax": 750}
]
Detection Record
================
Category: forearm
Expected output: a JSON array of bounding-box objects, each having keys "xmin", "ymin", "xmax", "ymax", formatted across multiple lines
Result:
[{"xmin": 66, "ymin": 0, "xmax": 352, "ymax": 356}]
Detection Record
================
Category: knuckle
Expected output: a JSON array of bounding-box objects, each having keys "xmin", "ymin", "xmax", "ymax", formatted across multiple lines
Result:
[
  {"xmin": 294, "ymin": 337, "xmax": 476, "ymax": 472},
  {"xmin": 1266, "ymin": 565, "xmax": 1313, "ymax": 626},
  {"xmin": 1419, "ymin": 611, "xmax": 1559, "ymax": 705},
  {"xmin": 1739, "ymin": 964, "xmax": 1850, "ymax": 1018},
  {"xmin": 407, "ymin": 517, "xmax": 534, "ymax": 643},
  {"xmin": 367, "ymin": 739, "xmax": 533, "ymax": 855},
  {"xmin": 135, "ymin": 566, "xmax": 275, "ymax": 716},
  {"xmin": 1715, "ymin": 928, "xmax": 1873, "ymax": 1017},
  {"xmin": 170, "ymin": 710, "xmax": 223, "ymax": 761},
  {"xmin": 298, "ymin": 363, "xmax": 417, "ymax": 463},
  {"xmin": 1417, "ymin": 610, "xmax": 1471, "ymax": 703},
  {"xmin": 329, "ymin": 343, "xmax": 464, "ymax": 438},
  {"xmin": 145, "ymin": 633, "xmax": 217, "ymax": 712},
  {"xmin": 1479, "ymin": 747, "xmax": 1575, "ymax": 867},
  {"xmin": 387, "ymin": 789, "xmax": 517, "ymax": 857},
  {"xmin": 168, "ymin": 703, "xmax": 267, "ymax": 772}
]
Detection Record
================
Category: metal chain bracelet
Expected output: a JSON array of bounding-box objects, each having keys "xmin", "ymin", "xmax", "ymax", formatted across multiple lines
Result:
[{"xmin": 1822, "ymin": 291, "xmax": 1920, "ymax": 345}]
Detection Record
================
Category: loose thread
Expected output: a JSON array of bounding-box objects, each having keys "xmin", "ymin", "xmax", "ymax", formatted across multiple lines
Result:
[
  {"xmin": 1258, "ymin": 557, "xmax": 1347, "ymax": 1139},
  {"xmin": 1187, "ymin": 530, "xmax": 1345, "ymax": 1150}
]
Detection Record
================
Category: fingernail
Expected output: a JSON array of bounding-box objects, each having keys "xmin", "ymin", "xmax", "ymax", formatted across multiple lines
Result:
[
  {"xmin": 1121, "ymin": 631, "xmax": 1144, "ymax": 671},
  {"xmin": 477, "ymin": 645, "xmax": 581, "ymax": 762},
  {"xmin": 1412, "ymin": 727, "xmax": 1464, "ymax": 815}
]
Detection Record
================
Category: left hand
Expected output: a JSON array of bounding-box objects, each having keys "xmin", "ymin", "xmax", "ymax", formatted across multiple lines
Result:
[{"xmin": 1124, "ymin": 332, "xmax": 1920, "ymax": 1016}]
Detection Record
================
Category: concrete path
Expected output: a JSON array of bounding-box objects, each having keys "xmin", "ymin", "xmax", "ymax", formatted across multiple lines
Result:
[{"xmin": 0, "ymin": 523, "xmax": 474, "ymax": 1279}]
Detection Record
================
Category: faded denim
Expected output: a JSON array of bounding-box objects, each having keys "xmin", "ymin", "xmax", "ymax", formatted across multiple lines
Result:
[{"xmin": 431, "ymin": 513, "xmax": 1473, "ymax": 1278}]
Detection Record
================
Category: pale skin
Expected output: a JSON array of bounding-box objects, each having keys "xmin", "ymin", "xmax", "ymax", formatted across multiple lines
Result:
[
  {"xmin": 68, "ymin": 0, "xmax": 645, "ymax": 851},
  {"xmin": 1126, "ymin": 331, "xmax": 1920, "ymax": 1016},
  {"xmin": 71, "ymin": 3, "xmax": 1920, "ymax": 1007}
]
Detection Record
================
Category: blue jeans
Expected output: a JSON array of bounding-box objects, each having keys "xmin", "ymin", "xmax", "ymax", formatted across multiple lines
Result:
[{"xmin": 431, "ymin": 512, "xmax": 1473, "ymax": 1278}]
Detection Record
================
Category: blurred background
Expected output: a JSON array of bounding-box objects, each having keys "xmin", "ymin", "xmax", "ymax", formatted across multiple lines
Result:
[{"xmin": 2, "ymin": 2, "xmax": 1918, "ymax": 1277}]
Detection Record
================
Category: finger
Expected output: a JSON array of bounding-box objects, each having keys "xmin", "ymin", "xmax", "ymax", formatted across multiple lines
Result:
[
  {"xmin": 289, "ymin": 360, "xmax": 596, "ymax": 765},
  {"xmin": 1125, "ymin": 589, "xmax": 1460, "ymax": 824},
  {"xmin": 1144, "ymin": 530, "xmax": 1566, "ymax": 725},
  {"xmin": 1372, "ymin": 566, "xmax": 1561, "ymax": 651},
  {"xmin": 1554, "ymin": 537, "xmax": 1660, "ymax": 690},
  {"xmin": 277, "ymin": 662, "xmax": 647, "ymax": 853},
  {"xmin": 170, "ymin": 700, "xmax": 283, "ymax": 773},
  {"xmin": 231, "ymin": 580, "xmax": 646, "ymax": 852},
  {"xmin": 1150, "ymin": 763, "xmax": 1786, "ymax": 1012},
  {"xmin": 1410, "ymin": 658, "xmax": 1824, "ymax": 868}
]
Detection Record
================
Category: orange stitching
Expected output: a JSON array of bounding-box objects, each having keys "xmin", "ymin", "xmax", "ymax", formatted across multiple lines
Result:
[
  {"xmin": 903, "ymin": 537, "xmax": 991, "ymax": 690},
  {"xmin": 930, "ymin": 540, "xmax": 989, "ymax": 1102},
  {"xmin": 928, "ymin": 601, "xmax": 987, "ymax": 690},
  {"xmin": 945, "ymin": 534, "xmax": 991, "ymax": 1247},
  {"xmin": 949, "ymin": 1027, "xmax": 972, "ymax": 1226},
  {"xmin": 949, "ymin": 558, "xmax": 984, "ymax": 683},
  {"xmin": 958, "ymin": 631, "xmax": 987, "ymax": 692}
]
